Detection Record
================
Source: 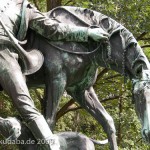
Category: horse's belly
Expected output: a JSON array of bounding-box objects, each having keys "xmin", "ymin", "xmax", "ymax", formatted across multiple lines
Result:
[{"xmin": 26, "ymin": 67, "xmax": 45, "ymax": 88}]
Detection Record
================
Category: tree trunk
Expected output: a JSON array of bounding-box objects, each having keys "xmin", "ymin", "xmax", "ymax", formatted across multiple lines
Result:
[{"xmin": 47, "ymin": 0, "xmax": 62, "ymax": 11}]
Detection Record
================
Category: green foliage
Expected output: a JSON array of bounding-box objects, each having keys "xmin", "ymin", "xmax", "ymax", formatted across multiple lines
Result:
[
  {"xmin": 29, "ymin": 0, "xmax": 47, "ymax": 12},
  {"xmin": 1, "ymin": 0, "xmax": 150, "ymax": 149}
]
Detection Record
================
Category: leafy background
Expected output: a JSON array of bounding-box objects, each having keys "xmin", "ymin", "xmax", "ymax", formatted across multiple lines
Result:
[{"xmin": 0, "ymin": 0, "xmax": 150, "ymax": 149}]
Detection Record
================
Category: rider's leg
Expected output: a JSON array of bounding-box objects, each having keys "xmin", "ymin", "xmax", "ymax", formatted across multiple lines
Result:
[{"xmin": 0, "ymin": 45, "xmax": 60, "ymax": 149}]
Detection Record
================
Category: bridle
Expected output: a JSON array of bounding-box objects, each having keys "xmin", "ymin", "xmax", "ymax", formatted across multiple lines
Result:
[{"xmin": 46, "ymin": 40, "xmax": 102, "ymax": 55}]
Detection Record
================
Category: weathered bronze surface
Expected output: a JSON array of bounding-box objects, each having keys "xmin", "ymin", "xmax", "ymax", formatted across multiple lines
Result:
[
  {"xmin": 0, "ymin": 1, "xmax": 150, "ymax": 150},
  {"xmin": 0, "ymin": 1, "xmax": 110, "ymax": 150}
]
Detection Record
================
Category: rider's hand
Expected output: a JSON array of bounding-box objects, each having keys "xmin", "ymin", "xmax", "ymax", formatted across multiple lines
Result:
[{"xmin": 88, "ymin": 28, "xmax": 109, "ymax": 42}]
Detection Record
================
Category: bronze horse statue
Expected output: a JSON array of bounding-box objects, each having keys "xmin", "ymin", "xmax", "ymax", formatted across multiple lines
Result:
[
  {"xmin": 2, "ymin": 6, "xmax": 150, "ymax": 150},
  {"xmin": 24, "ymin": 6, "xmax": 150, "ymax": 149}
]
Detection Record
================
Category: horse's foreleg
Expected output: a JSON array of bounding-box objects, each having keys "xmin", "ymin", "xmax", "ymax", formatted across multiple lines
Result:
[
  {"xmin": 43, "ymin": 73, "xmax": 66, "ymax": 130},
  {"xmin": 68, "ymin": 86, "xmax": 118, "ymax": 150}
]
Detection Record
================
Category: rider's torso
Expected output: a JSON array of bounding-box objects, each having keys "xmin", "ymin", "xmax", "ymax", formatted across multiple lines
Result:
[{"xmin": 0, "ymin": 0, "xmax": 22, "ymax": 42}]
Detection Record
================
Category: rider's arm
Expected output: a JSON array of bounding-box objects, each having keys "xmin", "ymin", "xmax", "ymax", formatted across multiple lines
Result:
[{"xmin": 28, "ymin": 4, "xmax": 88, "ymax": 42}]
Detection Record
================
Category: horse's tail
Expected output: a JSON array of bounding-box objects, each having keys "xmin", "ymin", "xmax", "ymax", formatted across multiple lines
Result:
[{"xmin": 90, "ymin": 138, "xmax": 108, "ymax": 145}]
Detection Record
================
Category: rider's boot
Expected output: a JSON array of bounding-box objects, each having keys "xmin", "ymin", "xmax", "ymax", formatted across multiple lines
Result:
[
  {"xmin": 0, "ymin": 117, "xmax": 21, "ymax": 140},
  {"xmin": 27, "ymin": 115, "xmax": 60, "ymax": 150}
]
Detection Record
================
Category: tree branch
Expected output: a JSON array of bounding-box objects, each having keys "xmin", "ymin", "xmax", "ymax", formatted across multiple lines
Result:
[
  {"xmin": 104, "ymin": 74, "xmax": 121, "ymax": 80},
  {"xmin": 56, "ymin": 99, "xmax": 75, "ymax": 120},
  {"xmin": 96, "ymin": 68, "xmax": 109, "ymax": 82},
  {"xmin": 136, "ymin": 32, "xmax": 148, "ymax": 41},
  {"xmin": 100, "ymin": 95, "xmax": 121, "ymax": 103},
  {"xmin": 139, "ymin": 38, "xmax": 150, "ymax": 41},
  {"xmin": 64, "ymin": 0, "xmax": 72, "ymax": 5},
  {"xmin": 141, "ymin": 45, "xmax": 150, "ymax": 48},
  {"xmin": 56, "ymin": 93, "xmax": 122, "ymax": 121},
  {"xmin": 56, "ymin": 105, "xmax": 82, "ymax": 121}
]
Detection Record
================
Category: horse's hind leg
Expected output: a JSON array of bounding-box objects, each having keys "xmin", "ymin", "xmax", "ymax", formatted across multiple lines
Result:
[{"xmin": 43, "ymin": 72, "xmax": 67, "ymax": 130}]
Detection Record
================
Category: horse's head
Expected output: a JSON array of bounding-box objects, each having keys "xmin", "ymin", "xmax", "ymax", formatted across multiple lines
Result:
[
  {"xmin": 132, "ymin": 70, "xmax": 150, "ymax": 143},
  {"xmin": 109, "ymin": 30, "xmax": 150, "ymax": 143},
  {"xmin": 99, "ymin": 17, "xmax": 150, "ymax": 142}
]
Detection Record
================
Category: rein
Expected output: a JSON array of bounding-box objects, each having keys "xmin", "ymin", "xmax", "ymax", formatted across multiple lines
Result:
[{"xmin": 46, "ymin": 40, "xmax": 102, "ymax": 55}]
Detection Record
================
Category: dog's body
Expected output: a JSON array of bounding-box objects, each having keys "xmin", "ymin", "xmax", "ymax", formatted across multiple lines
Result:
[
  {"xmin": 58, "ymin": 132, "xmax": 107, "ymax": 150},
  {"xmin": 17, "ymin": 125, "xmax": 107, "ymax": 150}
]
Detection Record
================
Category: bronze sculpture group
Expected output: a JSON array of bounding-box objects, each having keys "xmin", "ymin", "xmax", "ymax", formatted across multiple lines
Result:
[{"xmin": 0, "ymin": 0, "xmax": 150, "ymax": 150}]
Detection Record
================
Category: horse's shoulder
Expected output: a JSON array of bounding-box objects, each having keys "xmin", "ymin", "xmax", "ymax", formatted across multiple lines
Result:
[{"xmin": 67, "ymin": 66, "xmax": 98, "ymax": 93}]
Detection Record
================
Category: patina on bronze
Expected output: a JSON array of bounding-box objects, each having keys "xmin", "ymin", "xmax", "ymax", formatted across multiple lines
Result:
[
  {"xmin": 2, "ymin": 6, "xmax": 149, "ymax": 150},
  {"xmin": 1, "ymin": 1, "xmax": 150, "ymax": 150},
  {"xmin": 0, "ymin": 1, "xmax": 109, "ymax": 150},
  {"xmin": 22, "ymin": 6, "xmax": 150, "ymax": 150}
]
